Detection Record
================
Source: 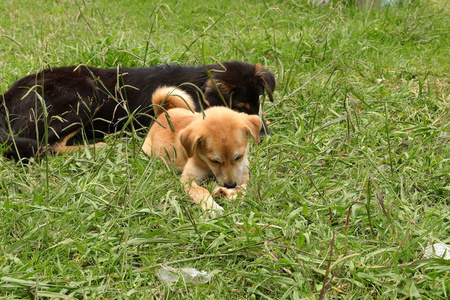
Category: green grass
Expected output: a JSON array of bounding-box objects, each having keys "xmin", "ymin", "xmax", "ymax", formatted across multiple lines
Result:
[{"xmin": 1, "ymin": 0, "xmax": 449, "ymax": 298}]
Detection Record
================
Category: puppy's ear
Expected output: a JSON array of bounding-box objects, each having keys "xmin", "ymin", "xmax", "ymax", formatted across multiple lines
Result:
[
  {"xmin": 245, "ymin": 115, "xmax": 262, "ymax": 143},
  {"xmin": 179, "ymin": 127, "xmax": 201, "ymax": 158}
]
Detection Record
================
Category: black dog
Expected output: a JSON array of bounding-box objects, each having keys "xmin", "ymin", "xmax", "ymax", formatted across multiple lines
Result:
[{"xmin": 0, "ymin": 61, "xmax": 275, "ymax": 159}]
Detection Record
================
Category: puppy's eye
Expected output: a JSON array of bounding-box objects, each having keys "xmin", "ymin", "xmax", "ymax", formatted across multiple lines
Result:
[
  {"xmin": 235, "ymin": 155, "xmax": 243, "ymax": 161},
  {"xmin": 210, "ymin": 158, "xmax": 220, "ymax": 164}
]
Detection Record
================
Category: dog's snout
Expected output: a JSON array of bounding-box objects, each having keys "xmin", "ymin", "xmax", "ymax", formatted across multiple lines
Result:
[{"xmin": 223, "ymin": 182, "xmax": 237, "ymax": 189}]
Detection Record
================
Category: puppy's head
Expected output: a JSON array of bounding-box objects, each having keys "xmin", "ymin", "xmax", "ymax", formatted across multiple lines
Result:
[
  {"xmin": 204, "ymin": 61, "xmax": 275, "ymax": 140},
  {"xmin": 179, "ymin": 107, "xmax": 261, "ymax": 188}
]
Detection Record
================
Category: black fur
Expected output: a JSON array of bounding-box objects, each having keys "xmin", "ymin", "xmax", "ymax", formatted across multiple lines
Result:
[{"xmin": 0, "ymin": 61, "xmax": 275, "ymax": 159}]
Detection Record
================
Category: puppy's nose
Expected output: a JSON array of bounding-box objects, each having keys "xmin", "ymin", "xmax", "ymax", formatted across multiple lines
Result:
[{"xmin": 223, "ymin": 182, "xmax": 237, "ymax": 189}]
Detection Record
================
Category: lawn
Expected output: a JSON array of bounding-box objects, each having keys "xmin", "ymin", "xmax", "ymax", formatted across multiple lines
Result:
[{"xmin": 0, "ymin": 0, "xmax": 449, "ymax": 299}]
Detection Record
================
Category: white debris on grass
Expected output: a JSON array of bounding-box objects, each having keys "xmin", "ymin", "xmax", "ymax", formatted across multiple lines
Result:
[{"xmin": 157, "ymin": 265, "xmax": 211, "ymax": 284}]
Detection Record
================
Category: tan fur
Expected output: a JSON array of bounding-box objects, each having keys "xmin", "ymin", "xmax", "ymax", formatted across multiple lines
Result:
[
  {"xmin": 51, "ymin": 128, "xmax": 106, "ymax": 154},
  {"xmin": 204, "ymin": 78, "xmax": 230, "ymax": 95},
  {"xmin": 143, "ymin": 86, "xmax": 262, "ymax": 216},
  {"xmin": 151, "ymin": 86, "xmax": 195, "ymax": 117}
]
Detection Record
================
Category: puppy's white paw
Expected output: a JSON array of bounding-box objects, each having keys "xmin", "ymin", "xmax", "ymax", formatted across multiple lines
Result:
[
  {"xmin": 213, "ymin": 186, "xmax": 246, "ymax": 200},
  {"xmin": 213, "ymin": 187, "xmax": 237, "ymax": 197},
  {"xmin": 201, "ymin": 196, "xmax": 224, "ymax": 218},
  {"xmin": 227, "ymin": 194, "xmax": 238, "ymax": 201}
]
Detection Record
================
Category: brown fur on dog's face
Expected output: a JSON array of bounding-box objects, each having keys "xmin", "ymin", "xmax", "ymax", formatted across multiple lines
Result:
[
  {"xmin": 179, "ymin": 107, "xmax": 261, "ymax": 188},
  {"xmin": 203, "ymin": 61, "xmax": 276, "ymax": 141}
]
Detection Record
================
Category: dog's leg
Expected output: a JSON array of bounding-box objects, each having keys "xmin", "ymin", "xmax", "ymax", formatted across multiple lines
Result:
[
  {"xmin": 57, "ymin": 141, "xmax": 107, "ymax": 154},
  {"xmin": 51, "ymin": 129, "xmax": 107, "ymax": 154},
  {"xmin": 181, "ymin": 170, "xmax": 224, "ymax": 217}
]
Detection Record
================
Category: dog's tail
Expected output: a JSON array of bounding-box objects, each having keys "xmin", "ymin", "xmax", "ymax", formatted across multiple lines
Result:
[{"xmin": 152, "ymin": 86, "xmax": 194, "ymax": 117}]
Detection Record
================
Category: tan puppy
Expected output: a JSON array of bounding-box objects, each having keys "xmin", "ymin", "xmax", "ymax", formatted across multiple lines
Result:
[{"xmin": 143, "ymin": 86, "xmax": 262, "ymax": 216}]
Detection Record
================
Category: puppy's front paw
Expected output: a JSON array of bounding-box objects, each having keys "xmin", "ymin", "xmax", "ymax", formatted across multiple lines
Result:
[
  {"xmin": 213, "ymin": 187, "xmax": 236, "ymax": 197},
  {"xmin": 213, "ymin": 187, "xmax": 242, "ymax": 200},
  {"xmin": 201, "ymin": 196, "xmax": 224, "ymax": 218}
]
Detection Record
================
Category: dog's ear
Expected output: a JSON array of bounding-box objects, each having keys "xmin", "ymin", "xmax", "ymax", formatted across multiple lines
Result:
[
  {"xmin": 255, "ymin": 63, "xmax": 276, "ymax": 103},
  {"xmin": 179, "ymin": 127, "xmax": 201, "ymax": 158},
  {"xmin": 203, "ymin": 79, "xmax": 232, "ymax": 107},
  {"xmin": 245, "ymin": 115, "xmax": 262, "ymax": 143}
]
